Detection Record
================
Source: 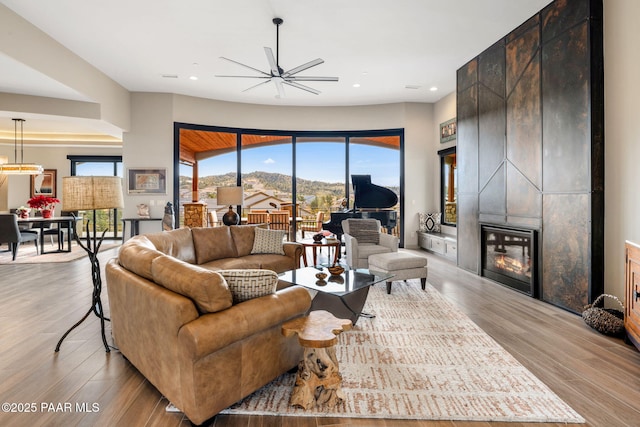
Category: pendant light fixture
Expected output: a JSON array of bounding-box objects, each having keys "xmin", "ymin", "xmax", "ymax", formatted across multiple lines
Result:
[{"xmin": 0, "ymin": 118, "xmax": 44, "ymax": 175}]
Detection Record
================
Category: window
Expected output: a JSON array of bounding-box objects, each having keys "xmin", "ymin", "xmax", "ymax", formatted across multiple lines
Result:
[{"xmin": 175, "ymin": 125, "xmax": 404, "ymax": 245}]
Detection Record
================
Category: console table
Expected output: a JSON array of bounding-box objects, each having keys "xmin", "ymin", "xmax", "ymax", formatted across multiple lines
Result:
[{"xmin": 121, "ymin": 217, "xmax": 163, "ymax": 238}]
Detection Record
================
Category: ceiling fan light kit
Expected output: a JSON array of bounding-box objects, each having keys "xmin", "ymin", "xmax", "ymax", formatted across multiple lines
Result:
[{"xmin": 216, "ymin": 17, "xmax": 338, "ymax": 97}]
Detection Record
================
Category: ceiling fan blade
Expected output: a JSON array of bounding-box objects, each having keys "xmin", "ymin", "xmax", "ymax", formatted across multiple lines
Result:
[
  {"xmin": 264, "ymin": 47, "xmax": 280, "ymax": 77},
  {"xmin": 273, "ymin": 77, "xmax": 286, "ymax": 98},
  {"xmin": 282, "ymin": 58, "xmax": 324, "ymax": 77},
  {"xmin": 219, "ymin": 56, "xmax": 270, "ymax": 77},
  {"xmin": 287, "ymin": 76, "xmax": 339, "ymax": 82},
  {"xmin": 242, "ymin": 79, "xmax": 273, "ymax": 92},
  {"xmin": 283, "ymin": 80, "xmax": 320, "ymax": 95},
  {"xmin": 215, "ymin": 75, "xmax": 271, "ymax": 79}
]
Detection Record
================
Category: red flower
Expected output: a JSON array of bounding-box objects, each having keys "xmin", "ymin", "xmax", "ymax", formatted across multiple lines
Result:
[{"xmin": 27, "ymin": 195, "xmax": 60, "ymax": 210}]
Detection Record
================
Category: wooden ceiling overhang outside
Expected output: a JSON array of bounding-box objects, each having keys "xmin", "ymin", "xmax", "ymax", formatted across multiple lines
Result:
[{"xmin": 179, "ymin": 129, "xmax": 400, "ymax": 165}]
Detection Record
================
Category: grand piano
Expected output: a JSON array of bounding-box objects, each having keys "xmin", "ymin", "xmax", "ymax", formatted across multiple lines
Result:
[{"xmin": 322, "ymin": 174, "xmax": 398, "ymax": 242}]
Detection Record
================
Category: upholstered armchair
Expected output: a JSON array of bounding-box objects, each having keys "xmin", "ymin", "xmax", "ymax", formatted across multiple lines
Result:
[{"xmin": 342, "ymin": 218, "xmax": 398, "ymax": 269}]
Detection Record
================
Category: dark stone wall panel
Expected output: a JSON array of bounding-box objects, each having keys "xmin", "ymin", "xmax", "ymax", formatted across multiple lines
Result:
[
  {"xmin": 542, "ymin": 194, "xmax": 590, "ymax": 312},
  {"xmin": 542, "ymin": 22, "xmax": 590, "ymax": 192},
  {"xmin": 457, "ymin": 59, "xmax": 478, "ymax": 93},
  {"xmin": 507, "ymin": 14, "xmax": 540, "ymax": 43},
  {"xmin": 542, "ymin": 0, "xmax": 589, "ymax": 43},
  {"xmin": 478, "ymin": 86, "xmax": 505, "ymax": 187},
  {"xmin": 479, "ymin": 163, "xmax": 506, "ymax": 215},
  {"xmin": 457, "ymin": 85, "xmax": 478, "ymax": 194},
  {"xmin": 506, "ymin": 25, "xmax": 539, "ymax": 96},
  {"xmin": 506, "ymin": 162, "xmax": 541, "ymax": 218},
  {"xmin": 507, "ymin": 55, "xmax": 542, "ymax": 188},
  {"xmin": 457, "ymin": 193, "xmax": 479, "ymax": 274},
  {"xmin": 478, "ymin": 41, "xmax": 505, "ymax": 97}
]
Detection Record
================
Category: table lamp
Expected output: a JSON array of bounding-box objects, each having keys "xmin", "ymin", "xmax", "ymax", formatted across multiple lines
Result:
[
  {"xmin": 55, "ymin": 176, "xmax": 124, "ymax": 353},
  {"xmin": 217, "ymin": 186, "xmax": 243, "ymax": 226}
]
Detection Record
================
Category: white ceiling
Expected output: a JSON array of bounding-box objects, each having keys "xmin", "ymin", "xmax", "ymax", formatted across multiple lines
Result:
[{"xmin": 0, "ymin": 0, "xmax": 553, "ymax": 137}]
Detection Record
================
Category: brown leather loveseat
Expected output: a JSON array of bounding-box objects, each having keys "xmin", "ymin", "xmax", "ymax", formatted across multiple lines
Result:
[{"xmin": 105, "ymin": 226, "xmax": 311, "ymax": 424}]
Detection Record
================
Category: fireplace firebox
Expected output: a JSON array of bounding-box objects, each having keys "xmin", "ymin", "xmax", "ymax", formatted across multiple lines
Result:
[{"xmin": 481, "ymin": 225, "xmax": 538, "ymax": 297}]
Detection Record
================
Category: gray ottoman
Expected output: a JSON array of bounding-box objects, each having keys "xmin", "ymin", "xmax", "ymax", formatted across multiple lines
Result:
[{"xmin": 368, "ymin": 252, "xmax": 428, "ymax": 294}]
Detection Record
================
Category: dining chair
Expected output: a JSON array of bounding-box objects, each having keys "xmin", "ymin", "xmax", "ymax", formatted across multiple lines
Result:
[
  {"xmin": 0, "ymin": 214, "xmax": 39, "ymax": 260},
  {"xmin": 247, "ymin": 212, "xmax": 269, "ymax": 225},
  {"xmin": 300, "ymin": 211, "xmax": 325, "ymax": 238},
  {"xmin": 268, "ymin": 211, "xmax": 291, "ymax": 239}
]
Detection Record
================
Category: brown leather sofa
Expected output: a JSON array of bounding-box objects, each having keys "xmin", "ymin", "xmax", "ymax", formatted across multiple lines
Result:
[{"xmin": 105, "ymin": 226, "xmax": 311, "ymax": 424}]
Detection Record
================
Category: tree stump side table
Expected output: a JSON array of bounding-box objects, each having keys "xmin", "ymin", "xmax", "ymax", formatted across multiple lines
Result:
[{"xmin": 281, "ymin": 310, "xmax": 352, "ymax": 409}]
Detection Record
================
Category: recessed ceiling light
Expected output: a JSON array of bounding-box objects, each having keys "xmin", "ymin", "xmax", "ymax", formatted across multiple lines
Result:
[
  {"xmin": 353, "ymin": 83, "xmax": 361, "ymax": 88},
  {"xmin": 430, "ymin": 86, "xmax": 438, "ymax": 91},
  {"xmin": 189, "ymin": 76, "xmax": 198, "ymax": 81}
]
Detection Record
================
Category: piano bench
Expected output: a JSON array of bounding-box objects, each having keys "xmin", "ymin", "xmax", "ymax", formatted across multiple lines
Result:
[{"xmin": 368, "ymin": 252, "xmax": 428, "ymax": 295}]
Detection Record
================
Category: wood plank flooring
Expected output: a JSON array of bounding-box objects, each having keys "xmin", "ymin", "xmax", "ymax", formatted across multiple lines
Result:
[{"xmin": 0, "ymin": 246, "xmax": 638, "ymax": 427}]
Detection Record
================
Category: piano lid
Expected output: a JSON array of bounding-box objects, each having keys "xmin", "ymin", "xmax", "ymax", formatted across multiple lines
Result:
[{"xmin": 351, "ymin": 174, "xmax": 398, "ymax": 210}]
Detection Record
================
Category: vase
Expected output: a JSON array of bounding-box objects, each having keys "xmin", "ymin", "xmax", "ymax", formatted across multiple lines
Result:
[
  {"xmin": 42, "ymin": 209, "xmax": 53, "ymax": 218},
  {"xmin": 19, "ymin": 211, "xmax": 29, "ymax": 219}
]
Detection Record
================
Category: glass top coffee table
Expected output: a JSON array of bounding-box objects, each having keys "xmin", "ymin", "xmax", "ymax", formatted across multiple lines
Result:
[{"xmin": 279, "ymin": 266, "xmax": 392, "ymax": 325}]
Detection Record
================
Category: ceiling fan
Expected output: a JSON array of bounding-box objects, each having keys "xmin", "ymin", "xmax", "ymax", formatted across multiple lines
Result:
[{"xmin": 216, "ymin": 17, "xmax": 339, "ymax": 97}]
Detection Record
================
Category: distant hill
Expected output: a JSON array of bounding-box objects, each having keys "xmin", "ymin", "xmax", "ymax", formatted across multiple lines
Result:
[{"xmin": 180, "ymin": 171, "xmax": 399, "ymax": 200}]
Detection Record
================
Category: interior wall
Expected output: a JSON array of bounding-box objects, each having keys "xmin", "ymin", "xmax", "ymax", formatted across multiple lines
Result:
[{"xmin": 603, "ymin": 0, "xmax": 640, "ymax": 299}]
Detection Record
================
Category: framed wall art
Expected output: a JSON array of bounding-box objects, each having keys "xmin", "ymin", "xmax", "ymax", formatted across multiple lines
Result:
[
  {"xmin": 440, "ymin": 118, "xmax": 457, "ymax": 144},
  {"xmin": 127, "ymin": 168, "xmax": 167, "ymax": 195},
  {"xmin": 30, "ymin": 169, "xmax": 57, "ymax": 198}
]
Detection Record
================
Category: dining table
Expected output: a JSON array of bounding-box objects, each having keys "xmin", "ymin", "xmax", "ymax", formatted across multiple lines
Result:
[{"xmin": 17, "ymin": 216, "xmax": 79, "ymax": 255}]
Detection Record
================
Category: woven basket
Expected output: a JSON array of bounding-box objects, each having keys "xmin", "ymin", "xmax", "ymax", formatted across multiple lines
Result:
[{"xmin": 582, "ymin": 294, "xmax": 625, "ymax": 336}]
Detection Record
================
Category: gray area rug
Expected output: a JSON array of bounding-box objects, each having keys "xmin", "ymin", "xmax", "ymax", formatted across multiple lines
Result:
[{"xmin": 220, "ymin": 280, "xmax": 585, "ymax": 423}]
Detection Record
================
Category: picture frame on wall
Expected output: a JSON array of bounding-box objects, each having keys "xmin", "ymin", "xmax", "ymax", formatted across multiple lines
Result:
[
  {"xmin": 440, "ymin": 118, "xmax": 457, "ymax": 143},
  {"xmin": 30, "ymin": 169, "xmax": 57, "ymax": 198},
  {"xmin": 127, "ymin": 168, "xmax": 167, "ymax": 195}
]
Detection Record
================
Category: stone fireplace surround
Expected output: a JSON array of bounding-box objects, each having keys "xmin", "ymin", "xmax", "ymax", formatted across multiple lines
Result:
[{"xmin": 455, "ymin": 0, "xmax": 604, "ymax": 313}]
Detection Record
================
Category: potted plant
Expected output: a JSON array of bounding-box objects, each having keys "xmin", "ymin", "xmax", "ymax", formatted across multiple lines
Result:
[{"xmin": 27, "ymin": 195, "xmax": 60, "ymax": 218}]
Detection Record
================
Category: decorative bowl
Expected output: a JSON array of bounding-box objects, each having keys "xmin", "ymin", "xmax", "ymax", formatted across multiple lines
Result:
[
  {"xmin": 312, "ymin": 233, "xmax": 324, "ymax": 242},
  {"xmin": 315, "ymin": 272, "xmax": 328, "ymax": 280},
  {"xmin": 328, "ymin": 265, "xmax": 345, "ymax": 275}
]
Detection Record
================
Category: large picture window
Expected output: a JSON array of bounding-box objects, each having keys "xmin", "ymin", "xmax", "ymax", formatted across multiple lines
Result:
[{"xmin": 175, "ymin": 125, "xmax": 404, "ymax": 245}]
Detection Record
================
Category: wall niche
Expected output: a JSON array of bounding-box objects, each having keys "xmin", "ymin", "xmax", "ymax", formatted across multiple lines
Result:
[{"xmin": 456, "ymin": 0, "xmax": 604, "ymax": 313}]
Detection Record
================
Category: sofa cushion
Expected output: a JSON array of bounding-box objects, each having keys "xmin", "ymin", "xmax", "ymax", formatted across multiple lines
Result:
[
  {"xmin": 145, "ymin": 227, "xmax": 196, "ymax": 264},
  {"xmin": 251, "ymin": 227, "xmax": 285, "ymax": 255},
  {"xmin": 200, "ymin": 257, "xmax": 262, "ymax": 271},
  {"xmin": 192, "ymin": 226, "xmax": 238, "ymax": 265},
  {"xmin": 218, "ymin": 269, "xmax": 278, "ymax": 303},
  {"xmin": 346, "ymin": 219, "xmax": 380, "ymax": 244},
  {"xmin": 118, "ymin": 235, "xmax": 164, "ymax": 280},
  {"xmin": 229, "ymin": 225, "xmax": 257, "ymax": 257},
  {"xmin": 151, "ymin": 255, "xmax": 233, "ymax": 313}
]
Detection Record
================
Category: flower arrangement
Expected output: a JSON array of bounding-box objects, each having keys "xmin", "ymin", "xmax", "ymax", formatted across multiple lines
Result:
[{"xmin": 27, "ymin": 195, "xmax": 60, "ymax": 217}]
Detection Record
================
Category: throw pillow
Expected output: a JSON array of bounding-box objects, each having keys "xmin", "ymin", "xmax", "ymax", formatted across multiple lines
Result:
[
  {"xmin": 251, "ymin": 227, "xmax": 285, "ymax": 255},
  {"xmin": 219, "ymin": 269, "xmax": 278, "ymax": 304},
  {"xmin": 151, "ymin": 255, "xmax": 233, "ymax": 314},
  {"xmin": 346, "ymin": 219, "xmax": 380, "ymax": 244},
  {"xmin": 419, "ymin": 212, "xmax": 441, "ymax": 233}
]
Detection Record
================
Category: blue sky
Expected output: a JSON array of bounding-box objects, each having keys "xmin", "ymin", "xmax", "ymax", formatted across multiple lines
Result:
[{"xmin": 193, "ymin": 142, "xmax": 400, "ymax": 186}]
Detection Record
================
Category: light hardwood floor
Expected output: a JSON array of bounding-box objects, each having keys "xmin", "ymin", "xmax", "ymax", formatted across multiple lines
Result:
[{"xmin": 0, "ymin": 245, "xmax": 638, "ymax": 427}]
